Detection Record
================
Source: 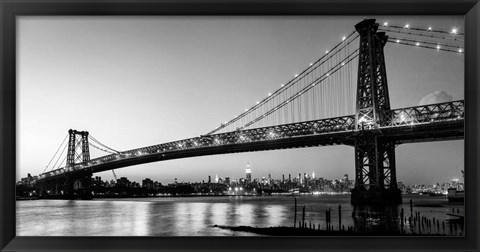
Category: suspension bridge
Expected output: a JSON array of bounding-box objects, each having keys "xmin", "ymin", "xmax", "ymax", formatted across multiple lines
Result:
[{"xmin": 31, "ymin": 19, "xmax": 464, "ymax": 204}]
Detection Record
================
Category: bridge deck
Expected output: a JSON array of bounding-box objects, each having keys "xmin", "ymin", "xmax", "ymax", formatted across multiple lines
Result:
[{"xmin": 37, "ymin": 100, "xmax": 464, "ymax": 181}]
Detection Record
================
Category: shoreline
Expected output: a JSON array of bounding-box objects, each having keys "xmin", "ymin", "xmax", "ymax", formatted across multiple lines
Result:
[{"xmin": 211, "ymin": 225, "xmax": 447, "ymax": 236}]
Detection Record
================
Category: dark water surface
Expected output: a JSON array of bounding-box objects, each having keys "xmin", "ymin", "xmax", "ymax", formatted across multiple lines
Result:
[{"xmin": 16, "ymin": 194, "xmax": 464, "ymax": 236}]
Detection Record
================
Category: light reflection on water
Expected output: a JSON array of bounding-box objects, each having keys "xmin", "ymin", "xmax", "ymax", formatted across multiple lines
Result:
[{"xmin": 16, "ymin": 195, "xmax": 464, "ymax": 236}]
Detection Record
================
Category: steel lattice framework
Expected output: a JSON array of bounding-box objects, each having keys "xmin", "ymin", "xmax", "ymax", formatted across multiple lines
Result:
[
  {"xmin": 351, "ymin": 19, "xmax": 400, "ymax": 204},
  {"xmin": 37, "ymin": 100, "xmax": 464, "ymax": 183},
  {"xmin": 66, "ymin": 129, "xmax": 90, "ymax": 168}
]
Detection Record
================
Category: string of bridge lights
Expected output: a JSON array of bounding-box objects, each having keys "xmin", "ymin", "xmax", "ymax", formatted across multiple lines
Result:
[
  {"xmin": 381, "ymin": 22, "xmax": 464, "ymax": 36},
  {"xmin": 380, "ymin": 21, "xmax": 464, "ymax": 53},
  {"xmin": 207, "ymin": 30, "xmax": 359, "ymax": 135},
  {"xmin": 388, "ymin": 36, "xmax": 464, "ymax": 53},
  {"xmin": 379, "ymin": 22, "xmax": 464, "ymax": 51}
]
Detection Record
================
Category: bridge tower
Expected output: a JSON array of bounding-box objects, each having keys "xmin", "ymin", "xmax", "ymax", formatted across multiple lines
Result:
[
  {"xmin": 65, "ymin": 129, "xmax": 93, "ymax": 199},
  {"xmin": 351, "ymin": 19, "xmax": 402, "ymax": 204},
  {"xmin": 66, "ymin": 129, "xmax": 90, "ymax": 167}
]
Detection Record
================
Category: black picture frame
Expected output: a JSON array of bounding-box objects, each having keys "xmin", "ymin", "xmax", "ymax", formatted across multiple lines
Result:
[{"xmin": 1, "ymin": 0, "xmax": 479, "ymax": 251}]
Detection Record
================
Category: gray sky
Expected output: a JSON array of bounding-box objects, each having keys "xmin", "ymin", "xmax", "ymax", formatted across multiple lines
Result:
[{"xmin": 17, "ymin": 16, "xmax": 464, "ymax": 185}]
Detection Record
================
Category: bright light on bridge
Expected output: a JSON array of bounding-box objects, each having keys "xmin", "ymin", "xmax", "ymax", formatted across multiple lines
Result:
[{"xmin": 451, "ymin": 28, "xmax": 458, "ymax": 34}]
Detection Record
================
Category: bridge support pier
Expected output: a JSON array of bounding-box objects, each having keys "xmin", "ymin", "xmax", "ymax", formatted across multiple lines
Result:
[
  {"xmin": 65, "ymin": 171, "xmax": 93, "ymax": 200},
  {"xmin": 35, "ymin": 171, "xmax": 93, "ymax": 200},
  {"xmin": 351, "ymin": 19, "xmax": 401, "ymax": 205},
  {"xmin": 351, "ymin": 133, "xmax": 401, "ymax": 205}
]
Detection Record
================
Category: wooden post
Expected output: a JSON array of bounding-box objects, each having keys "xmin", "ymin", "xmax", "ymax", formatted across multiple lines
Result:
[
  {"xmin": 294, "ymin": 197, "xmax": 297, "ymax": 228},
  {"xmin": 400, "ymin": 208, "xmax": 404, "ymax": 227},
  {"xmin": 338, "ymin": 205, "xmax": 342, "ymax": 230},
  {"xmin": 302, "ymin": 205, "xmax": 305, "ymax": 228},
  {"xmin": 325, "ymin": 209, "xmax": 330, "ymax": 231},
  {"xmin": 410, "ymin": 199, "xmax": 413, "ymax": 217}
]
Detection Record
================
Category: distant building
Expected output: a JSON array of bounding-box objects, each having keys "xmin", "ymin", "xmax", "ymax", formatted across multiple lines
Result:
[
  {"xmin": 246, "ymin": 163, "xmax": 252, "ymax": 183},
  {"xmin": 118, "ymin": 177, "xmax": 130, "ymax": 187},
  {"xmin": 142, "ymin": 178, "xmax": 153, "ymax": 189}
]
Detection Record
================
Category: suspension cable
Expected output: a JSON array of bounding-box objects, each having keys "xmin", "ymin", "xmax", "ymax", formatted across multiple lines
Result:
[
  {"xmin": 43, "ymin": 133, "xmax": 68, "ymax": 173},
  {"xmin": 50, "ymin": 139, "xmax": 69, "ymax": 172},
  {"xmin": 241, "ymin": 49, "xmax": 359, "ymax": 129},
  {"xmin": 380, "ymin": 23, "xmax": 464, "ymax": 36},
  {"xmin": 387, "ymin": 38, "xmax": 464, "ymax": 54},
  {"xmin": 90, "ymin": 141, "xmax": 117, "ymax": 154},
  {"xmin": 379, "ymin": 27, "xmax": 464, "ymax": 43},
  {"xmin": 206, "ymin": 30, "xmax": 359, "ymax": 135},
  {"xmin": 89, "ymin": 135, "xmax": 120, "ymax": 153},
  {"xmin": 387, "ymin": 35, "xmax": 463, "ymax": 50}
]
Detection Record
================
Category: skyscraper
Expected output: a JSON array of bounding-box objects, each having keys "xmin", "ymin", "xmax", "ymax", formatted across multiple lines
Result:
[{"xmin": 246, "ymin": 162, "xmax": 252, "ymax": 183}]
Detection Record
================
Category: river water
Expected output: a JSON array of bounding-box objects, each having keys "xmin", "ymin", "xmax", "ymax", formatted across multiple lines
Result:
[{"xmin": 16, "ymin": 194, "xmax": 464, "ymax": 236}]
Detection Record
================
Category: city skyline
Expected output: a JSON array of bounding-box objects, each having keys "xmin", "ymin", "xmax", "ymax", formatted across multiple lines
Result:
[{"xmin": 17, "ymin": 16, "xmax": 464, "ymax": 185}]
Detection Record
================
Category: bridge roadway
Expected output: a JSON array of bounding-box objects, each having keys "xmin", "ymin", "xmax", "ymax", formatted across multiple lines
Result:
[{"xmin": 38, "ymin": 100, "xmax": 464, "ymax": 182}]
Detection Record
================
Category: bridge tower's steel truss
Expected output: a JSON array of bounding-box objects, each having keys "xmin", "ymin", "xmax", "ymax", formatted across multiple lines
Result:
[
  {"xmin": 66, "ymin": 129, "xmax": 90, "ymax": 168},
  {"xmin": 352, "ymin": 19, "xmax": 401, "ymax": 204},
  {"xmin": 64, "ymin": 129, "xmax": 92, "ymax": 199}
]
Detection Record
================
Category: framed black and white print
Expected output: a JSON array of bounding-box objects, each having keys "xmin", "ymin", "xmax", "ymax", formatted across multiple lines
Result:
[{"xmin": 1, "ymin": 0, "xmax": 479, "ymax": 252}]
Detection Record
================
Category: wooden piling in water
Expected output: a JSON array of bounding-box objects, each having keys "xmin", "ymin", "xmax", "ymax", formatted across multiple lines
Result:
[
  {"xmin": 410, "ymin": 199, "xmax": 413, "ymax": 217},
  {"xmin": 325, "ymin": 209, "xmax": 331, "ymax": 231},
  {"xmin": 294, "ymin": 198, "xmax": 297, "ymax": 228},
  {"xmin": 338, "ymin": 205, "xmax": 342, "ymax": 230},
  {"xmin": 400, "ymin": 208, "xmax": 404, "ymax": 225},
  {"xmin": 302, "ymin": 205, "xmax": 305, "ymax": 228}
]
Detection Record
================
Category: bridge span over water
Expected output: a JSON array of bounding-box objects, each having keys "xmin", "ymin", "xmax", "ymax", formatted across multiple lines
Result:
[{"xmin": 32, "ymin": 19, "xmax": 465, "ymax": 204}]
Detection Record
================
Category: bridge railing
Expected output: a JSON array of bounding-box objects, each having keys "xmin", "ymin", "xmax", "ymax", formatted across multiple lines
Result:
[
  {"xmin": 37, "ymin": 100, "xmax": 464, "ymax": 180},
  {"xmin": 45, "ymin": 115, "xmax": 356, "ymax": 175},
  {"xmin": 381, "ymin": 100, "xmax": 464, "ymax": 127}
]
